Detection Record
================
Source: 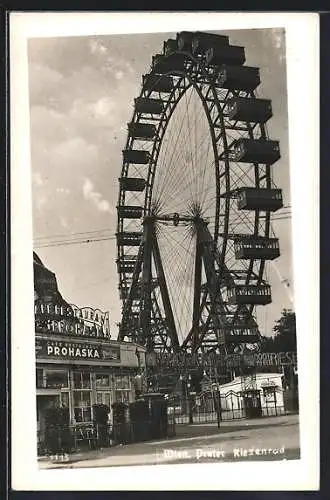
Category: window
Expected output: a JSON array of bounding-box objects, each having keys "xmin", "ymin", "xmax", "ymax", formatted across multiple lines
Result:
[
  {"xmin": 44, "ymin": 369, "xmax": 68, "ymax": 389},
  {"xmin": 96, "ymin": 391, "xmax": 112, "ymax": 408},
  {"xmin": 263, "ymin": 387, "xmax": 277, "ymax": 403},
  {"xmin": 96, "ymin": 374, "xmax": 111, "ymax": 388},
  {"xmin": 73, "ymin": 371, "xmax": 92, "ymax": 422},
  {"xmin": 36, "ymin": 368, "xmax": 44, "ymax": 388},
  {"xmin": 114, "ymin": 376, "xmax": 130, "ymax": 390},
  {"xmin": 115, "ymin": 390, "xmax": 130, "ymax": 403},
  {"xmin": 73, "ymin": 391, "xmax": 92, "ymax": 422},
  {"xmin": 60, "ymin": 392, "xmax": 69, "ymax": 408},
  {"xmin": 73, "ymin": 371, "xmax": 91, "ymax": 389}
]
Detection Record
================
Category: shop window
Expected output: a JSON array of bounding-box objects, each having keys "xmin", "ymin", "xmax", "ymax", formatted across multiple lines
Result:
[
  {"xmin": 60, "ymin": 392, "xmax": 69, "ymax": 408},
  {"xmin": 74, "ymin": 407, "xmax": 92, "ymax": 423},
  {"xmin": 73, "ymin": 390, "xmax": 92, "ymax": 422},
  {"xmin": 44, "ymin": 369, "xmax": 68, "ymax": 389},
  {"xmin": 96, "ymin": 374, "xmax": 111, "ymax": 388},
  {"xmin": 73, "ymin": 371, "xmax": 91, "ymax": 389},
  {"xmin": 115, "ymin": 376, "xmax": 130, "ymax": 390},
  {"xmin": 96, "ymin": 391, "xmax": 112, "ymax": 408},
  {"xmin": 115, "ymin": 390, "xmax": 130, "ymax": 403}
]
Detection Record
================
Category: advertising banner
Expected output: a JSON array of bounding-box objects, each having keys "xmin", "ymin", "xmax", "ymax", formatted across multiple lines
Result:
[{"xmin": 35, "ymin": 338, "xmax": 120, "ymax": 362}]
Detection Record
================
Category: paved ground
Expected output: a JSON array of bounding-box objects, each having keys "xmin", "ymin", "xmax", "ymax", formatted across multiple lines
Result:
[{"xmin": 38, "ymin": 414, "xmax": 300, "ymax": 469}]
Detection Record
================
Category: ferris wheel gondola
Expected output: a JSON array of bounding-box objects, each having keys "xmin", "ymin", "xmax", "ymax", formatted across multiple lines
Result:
[{"xmin": 116, "ymin": 31, "xmax": 283, "ymax": 355}]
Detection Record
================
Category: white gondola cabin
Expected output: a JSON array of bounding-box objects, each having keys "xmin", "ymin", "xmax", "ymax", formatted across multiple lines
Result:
[
  {"xmin": 117, "ymin": 205, "xmax": 143, "ymax": 219},
  {"xmin": 228, "ymin": 285, "xmax": 272, "ymax": 305},
  {"xmin": 116, "ymin": 232, "xmax": 142, "ymax": 247},
  {"xmin": 116, "ymin": 255, "xmax": 139, "ymax": 274},
  {"xmin": 234, "ymin": 237, "xmax": 280, "ymax": 260},
  {"xmin": 224, "ymin": 330, "xmax": 260, "ymax": 344}
]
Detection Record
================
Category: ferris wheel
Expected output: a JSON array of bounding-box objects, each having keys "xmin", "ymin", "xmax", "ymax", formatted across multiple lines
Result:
[{"xmin": 116, "ymin": 31, "xmax": 283, "ymax": 355}]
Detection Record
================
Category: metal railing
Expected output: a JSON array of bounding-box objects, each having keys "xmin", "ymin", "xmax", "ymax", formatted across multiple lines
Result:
[
  {"xmin": 170, "ymin": 397, "xmax": 290, "ymax": 425},
  {"xmin": 38, "ymin": 418, "xmax": 176, "ymax": 456}
]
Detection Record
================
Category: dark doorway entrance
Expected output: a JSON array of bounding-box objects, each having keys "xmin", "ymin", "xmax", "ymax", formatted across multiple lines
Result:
[
  {"xmin": 242, "ymin": 389, "xmax": 262, "ymax": 418},
  {"xmin": 37, "ymin": 394, "xmax": 60, "ymax": 451}
]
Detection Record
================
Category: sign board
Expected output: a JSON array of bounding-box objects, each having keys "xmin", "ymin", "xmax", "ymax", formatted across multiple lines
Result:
[
  {"xmin": 35, "ymin": 338, "xmax": 120, "ymax": 362},
  {"xmin": 34, "ymin": 302, "xmax": 111, "ymax": 338},
  {"xmin": 261, "ymin": 379, "xmax": 276, "ymax": 387},
  {"xmin": 153, "ymin": 352, "xmax": 297, "ymax": 371}
]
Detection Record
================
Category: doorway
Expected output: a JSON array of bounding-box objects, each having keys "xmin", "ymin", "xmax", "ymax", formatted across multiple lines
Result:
[
  {"xmin": 36, "ymin": 394, "xmax": 60, "ymax": 451},
  {"xmin": 242, "ymin": 389, "xmax": 262, "ymax": 418}
]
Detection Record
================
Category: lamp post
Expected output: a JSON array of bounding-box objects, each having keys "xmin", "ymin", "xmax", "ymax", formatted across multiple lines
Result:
[
  {"xmin": 214, "ymin": 384, "xmax": 221, "ymax": 429},
  {"xmin": 214, "ymin": 365, "xmax": 222, "ymax": 428},
  {"xmin": 187, "ymin": 374, "xmax": 193, "ymax": 424},
  {"xmin": 204, "ymin": 368, "xmax": 221, "ymax": 429}
]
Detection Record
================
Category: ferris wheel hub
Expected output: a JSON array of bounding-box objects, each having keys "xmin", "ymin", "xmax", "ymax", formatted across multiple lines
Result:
[{"xmin": 145, "ymin": 213, "xmax": 208, "ymax": 227}]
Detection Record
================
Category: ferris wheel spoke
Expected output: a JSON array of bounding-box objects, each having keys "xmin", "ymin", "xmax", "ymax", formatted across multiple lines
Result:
[
  {"xmin": 154, "ymin": 86, "xmax": 214, "ymax": 212},
  {"xmin": 157, "ymin": 227, "xmax": 195, "ymax": 342},
  {"xmin": 163, "ymin": 155, "xmax": 215, "ymax": 212},
  {"xmin": 160, "ymin": 120, "xmax": 212, "ymax": 205},
  {"xmin": 157, "ymin": 88, "xmax": 185, "ymax": 167},
  {"xmin": 183, "ymin": 87, "xmax": 199, "ymax": 202},
  {"xmin": 154, "ymin": 85, "xmax": 196, "ymax": 200},
  {"xmin": 169, "ymin": 254, "xmax": 195, "ymax": 340},
  {"xmin": 195, "ymin": 130, "xmax": 214, "ymax": 204},
  {"xmin": 156, "ymin": 100, "xmax": 188, "ymax": 183}
]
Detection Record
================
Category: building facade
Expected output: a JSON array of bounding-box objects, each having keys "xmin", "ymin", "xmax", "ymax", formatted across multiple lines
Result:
[
  {"xmin": 33, "ymin": 252, "xmax": 146, "ymax": 446},
  {"xmin": 218, "ymin": 372, "xmax": 285, "ymax": 417}
]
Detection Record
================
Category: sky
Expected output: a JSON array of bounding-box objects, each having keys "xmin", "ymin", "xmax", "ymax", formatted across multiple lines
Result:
[{"xmin": 28, "ymin": 27, "xmax": 293, "ymax": 339}]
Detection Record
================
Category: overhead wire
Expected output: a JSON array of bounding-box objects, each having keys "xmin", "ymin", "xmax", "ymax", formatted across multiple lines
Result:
[
  {"xmin": 33, "ymin": 227, "xmax": 113, "ymax": 241},
  {"xmin": 34, "ymin": 235, "xmax": 117, "ymax": 249}
]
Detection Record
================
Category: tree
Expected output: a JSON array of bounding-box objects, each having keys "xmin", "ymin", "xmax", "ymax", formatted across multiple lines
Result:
[
  {"xmin": 273, "ymin": 309, "xmax": 296, "ymax": 352},
  {"xmin": 260, "ymin": 309, "xmax": 297, "ymax": 353}
]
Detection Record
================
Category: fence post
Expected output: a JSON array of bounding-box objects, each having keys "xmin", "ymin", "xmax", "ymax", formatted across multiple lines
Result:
[{"xmin": 215, "ymin": 389, "xmax": 221, "ymax": 429}]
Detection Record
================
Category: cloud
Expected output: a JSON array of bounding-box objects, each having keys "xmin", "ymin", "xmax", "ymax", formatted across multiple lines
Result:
[
  {"xmin": 115, "ymin": 71, "xmax": 124, "ymax": 80},
  {"xmin": 56, "ymin": 187, "xmax": 70, "ymax": 194},
  {"xmin": 28, "ymin": 63, "xmax": 64, "ymax": 106},
  {"xmin": 89, "ymin": 39, "xmax": 108, "ymax": 55},
  {"xmin": 32, "ymin": 172, "xmax": 44, "ymax": 187},
  {"xmin": 35, "ymin": 195, "xmax": 47, "ymax": 211},
  {"xmin": 60, "ymin": 216, "xmax": 69, "ymax": 228},
  {"xmin": 83, "ymin": 177, "xmax": 114, "ymax": 214},
  {"xmin": 267, "ymin": 28, "xmax": 286, "ymax": 63},
  {"xmin": 53, "ymin": 137, "xmax": 98, "ymax": 165},
  {"xmin": 91, "ymin": 96, "xmax": 116, "ymax": 119}
]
